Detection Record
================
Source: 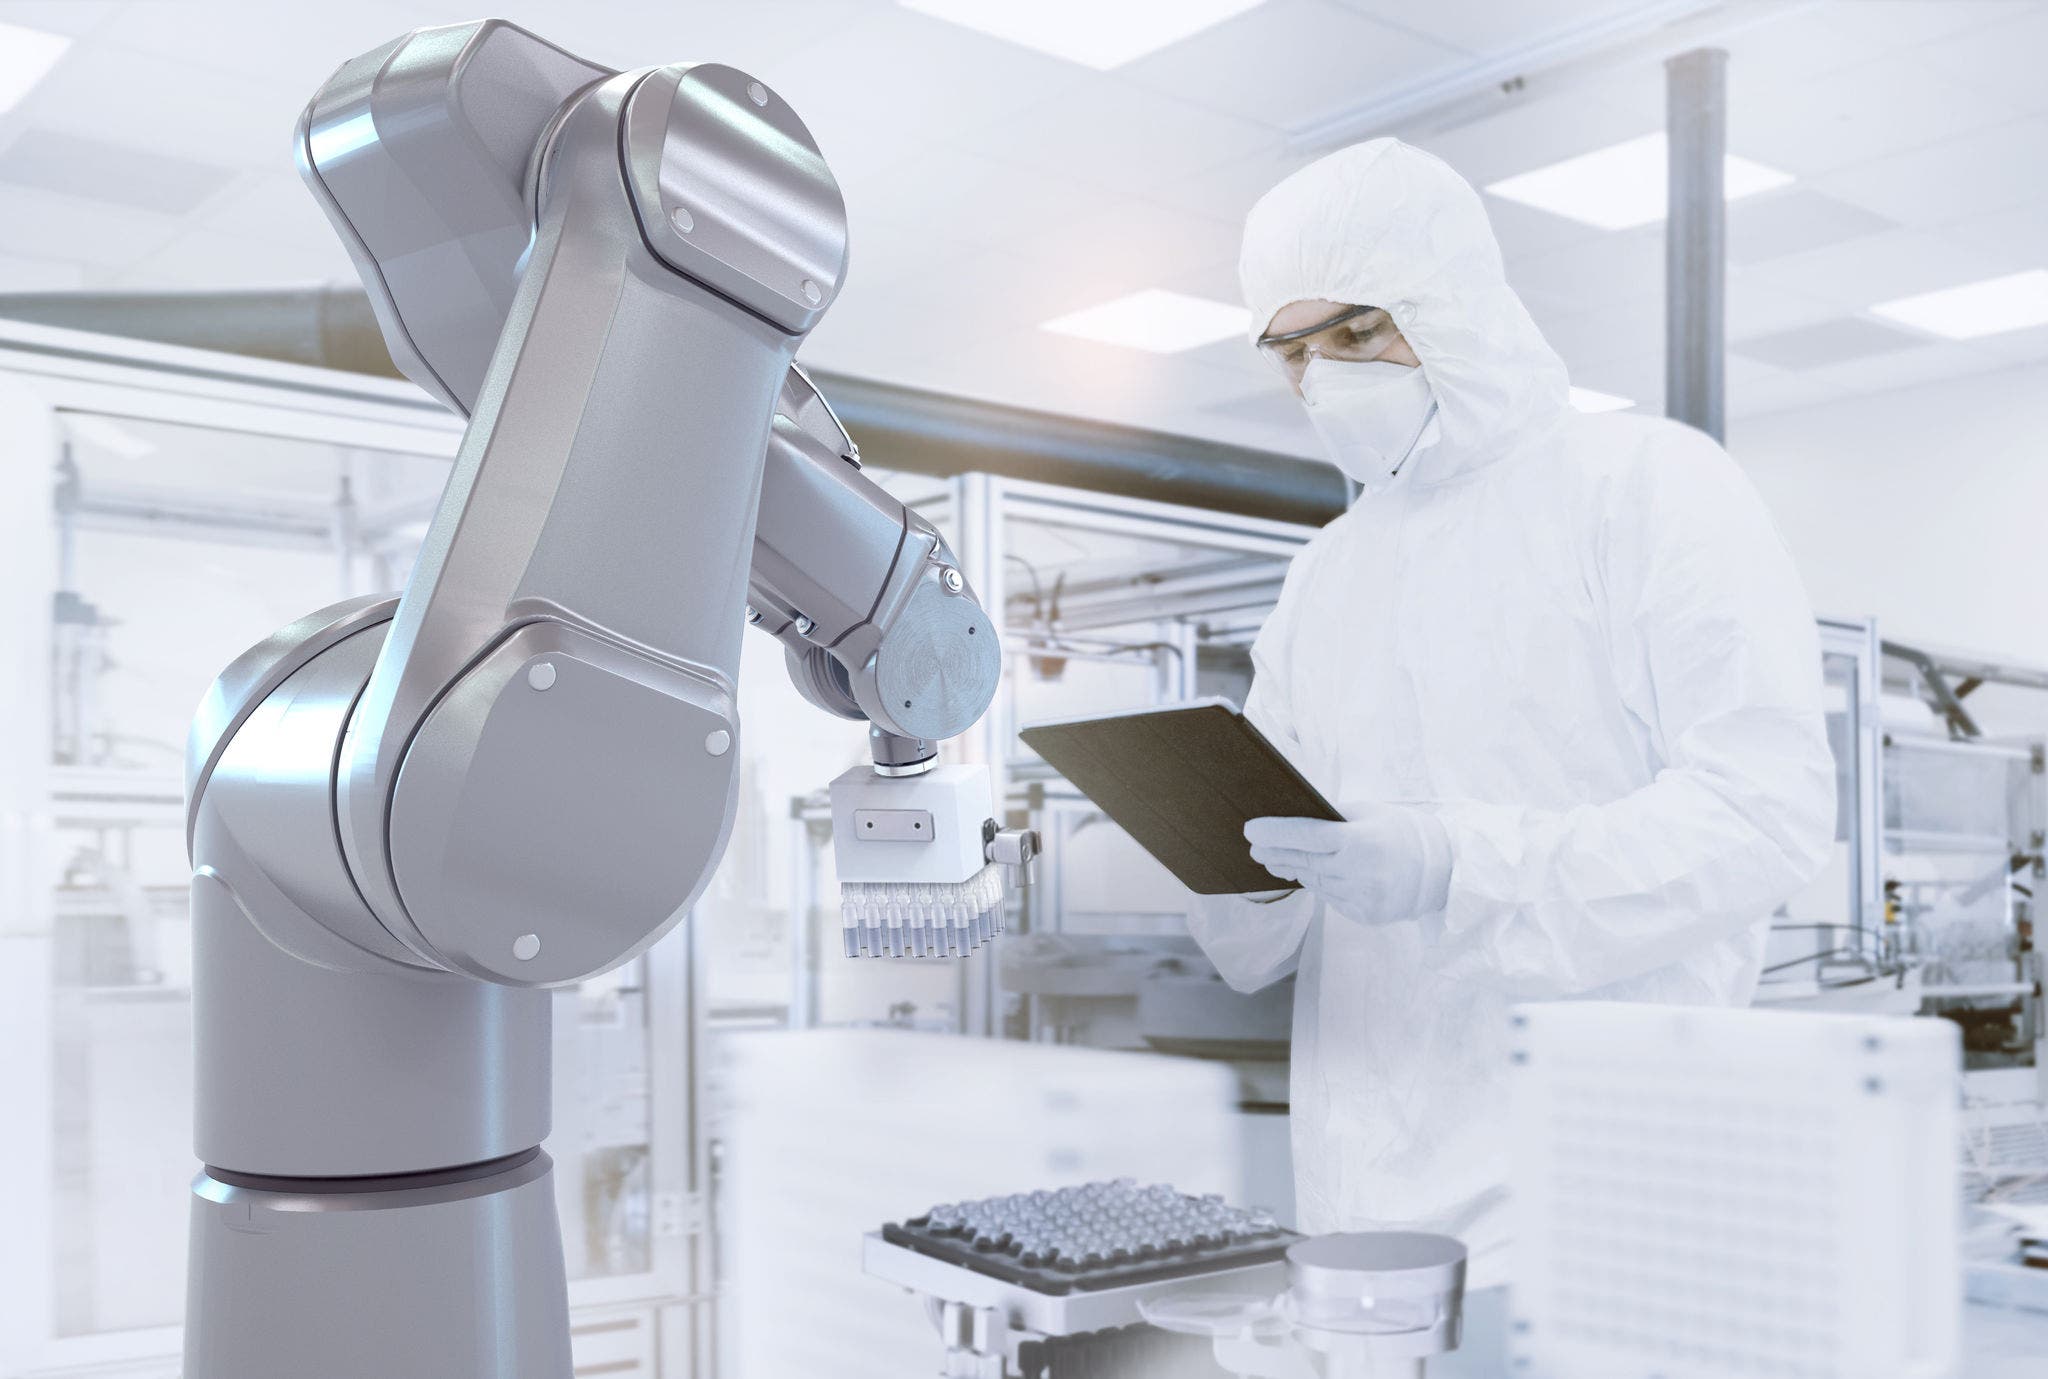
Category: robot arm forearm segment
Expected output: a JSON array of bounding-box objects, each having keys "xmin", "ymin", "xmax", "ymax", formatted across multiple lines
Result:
[{"xmin": 750, "ymin": 368, "xmax": 1002, "ymax": 764}]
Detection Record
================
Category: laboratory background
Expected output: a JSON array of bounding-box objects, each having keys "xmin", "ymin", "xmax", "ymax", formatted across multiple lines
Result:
[{"xmin": 0, "ymin": 1, "xmax": 2045, "ymax": 1377}]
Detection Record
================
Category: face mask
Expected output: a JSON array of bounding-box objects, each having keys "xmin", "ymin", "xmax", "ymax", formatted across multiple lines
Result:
[{"xmin": 1299, "ymin": 357, "xmax": 1440, "ymax": 493}]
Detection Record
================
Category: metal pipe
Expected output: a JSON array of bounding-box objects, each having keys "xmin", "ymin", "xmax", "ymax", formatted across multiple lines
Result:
[
  {"xmin": 0, "ymin": 288, "xmax": 1347, "ymax": 527},
  {"xmin": 1665, "ymin": 47, "xmax": 1728, "ymax": 441}
]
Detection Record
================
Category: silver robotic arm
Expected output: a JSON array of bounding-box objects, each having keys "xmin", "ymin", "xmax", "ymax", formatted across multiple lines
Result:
[
  {"xmin": 181, "ymin": 21, "xmax": 1012, "ymax": 1378},
  {"xmin": 290, "ymin": 20, "xmax": 1003, "ymax": 987}
]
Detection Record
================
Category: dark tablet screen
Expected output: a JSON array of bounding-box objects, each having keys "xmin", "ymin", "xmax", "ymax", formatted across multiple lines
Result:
[{"xmin": 1019, "ymin": 699, "xmax": 1342, "ymax": 895}]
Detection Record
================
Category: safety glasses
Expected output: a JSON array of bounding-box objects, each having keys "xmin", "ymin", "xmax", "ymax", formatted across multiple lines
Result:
[{"xmin": 1256, "ymin": 303, "xmax": 1405, "ymax": 387}]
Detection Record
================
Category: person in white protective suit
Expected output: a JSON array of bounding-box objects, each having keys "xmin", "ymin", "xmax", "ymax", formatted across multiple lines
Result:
[{"xmin": 1186, "ymin": 138, "xmax": 1839, "ymax": 1294}]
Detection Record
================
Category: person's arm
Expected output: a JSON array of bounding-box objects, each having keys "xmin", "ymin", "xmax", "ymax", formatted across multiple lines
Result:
[
  {"xmin": 1427, "ymin": 437, "xmax": 1837, "ymax": 997},
  {"xmin": 1184, "ymin": 549, "xmax": 1322, "ymax": 993}
]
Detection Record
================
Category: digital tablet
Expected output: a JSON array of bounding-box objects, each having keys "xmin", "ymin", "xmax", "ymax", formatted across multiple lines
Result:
[{"xmin": 1018, "ymin": 697, "xmax": 1343, "ymax": 895}]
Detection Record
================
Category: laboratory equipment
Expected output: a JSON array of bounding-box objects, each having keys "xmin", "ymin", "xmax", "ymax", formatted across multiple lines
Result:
[
  {"xmin": 719, "ymin": 1029, "xmax": 1256, "ymax": 1378},
  {"xmin": 1140, "ymin": 1231, "xmax": 1469, "ymax": 1379},
  {"xmin": 865, "ymin": 1178, "xmax": 1301, "ymax": 1378},
  {"xmin": 1507, "ymin": 1001, "xmax": 1961, "ymax": 1379},
  {"xmin": 181, "ymin": 19, "xmax": 1027, "ymax": 1378},
  {"xmin": 832, "ymin": 762, "xmax": 1035, "ymax": 957}
]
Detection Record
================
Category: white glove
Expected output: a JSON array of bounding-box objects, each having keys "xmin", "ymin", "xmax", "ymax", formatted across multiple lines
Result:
[{"xmin": 1245, "ymin": 803, "xmax": 1453, "ymax": 924}]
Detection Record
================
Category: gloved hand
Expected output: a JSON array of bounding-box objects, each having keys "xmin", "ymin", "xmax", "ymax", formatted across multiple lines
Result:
[{"xmin": 1245, "ymin": 803, "xmax": 1453, "ymax": 924}]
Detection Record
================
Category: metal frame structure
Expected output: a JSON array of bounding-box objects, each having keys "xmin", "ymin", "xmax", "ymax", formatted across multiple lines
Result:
[
  {"xmin": 784, "ymin": 473, "xmax": 1318, "ymax": 1039},
  {"xmin": 0, "ymin": 319, "xmax": 701, "ymax": 1379},
  {"xmin": 1820, "ymin": 615, "xmax": 1887, "ymax": 941}
]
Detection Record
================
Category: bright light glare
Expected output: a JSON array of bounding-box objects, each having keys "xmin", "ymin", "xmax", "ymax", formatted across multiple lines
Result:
[
  {"xmin": 66, "ymin": 415, "xmax": 156, "ymax": 459},
  {"xmin": 898, "ymin": 0, "xmax": 1267, "ymax": 69},
  {"xmin": 1569, "ymin": 386, "xmax": 1635, "ymax": 413},
  {"xmin": 1486, "ymin": 133, "xmax": 1794, "ymax": 231},
  {"xmin": 1870, "ymin": 269, "xmax": 2048, "ymax": 340},
  {"xmin": 1041, "ymin": 289, "xmax": 1251, "ymax": 353},
  {"xmin": 0, "ymin": 22, "xmax": 70, "ymax": 115}
]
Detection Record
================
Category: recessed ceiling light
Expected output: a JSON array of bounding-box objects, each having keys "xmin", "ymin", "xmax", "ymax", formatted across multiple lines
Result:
[
  {"xmin": 1569, "ymin": 386, "xmax": 1635, "ymax": 413},
  {"xmin": 0, "ymin": 22, "xmax": 70, "ymax": 115},
  {"xmin": 1042, "ymin": 289, "xmax": 1251, "ymax": 354},
  {"xmin": 1486, "ymin": 133, "xmax": 1794, "ymax": 231},
  {"xmin": 1869, "ymin": 269, "xmax": 2048, "ymax": 340},
  {"xmin": 898, "ymin": 0, "xmax": 1267, "ymax": 69}
]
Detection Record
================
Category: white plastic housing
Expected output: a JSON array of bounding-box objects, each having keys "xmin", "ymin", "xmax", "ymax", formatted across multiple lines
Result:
[
  {"xmin": 828, "ymin": 763, "xmax": 1004, "ymax": 957},
  {"xmin": 1509, "ymin": 1001, "xmax": 1961, "ymax": 1379},
  {"xmin": 829, "ymin": 763, "xmax": 993, "ymax": 885}
]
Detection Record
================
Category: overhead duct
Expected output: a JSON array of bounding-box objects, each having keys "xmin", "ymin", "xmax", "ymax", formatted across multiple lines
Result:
[{"xmin": 0, "ymin": 288, "xmax": 1346, "ymax": 528}]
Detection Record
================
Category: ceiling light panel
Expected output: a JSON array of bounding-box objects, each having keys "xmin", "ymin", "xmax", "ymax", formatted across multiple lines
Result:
[
  {"xmin": 899, "ymin": 0, "xmax": 1268, "ymax": 69},
  {"xmin": 1486, "ymin": 133, "xmax": 1794, "ymax": 231},
  {"xmin": 0, "ymin": 21, "xmax": 70, "ymax": 114},
  {"xmin": 1870, "ymin": 269, "xmax": 2048, "ymax": 340},
  {"xmin": 1041, "ymin": 289, "xmax": 1251, "ymax": 353}
]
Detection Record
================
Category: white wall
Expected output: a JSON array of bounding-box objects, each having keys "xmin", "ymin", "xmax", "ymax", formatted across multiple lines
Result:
[{"xmin": 1729, "ymin": 362, "xmax": 2048, "ymax": 667}]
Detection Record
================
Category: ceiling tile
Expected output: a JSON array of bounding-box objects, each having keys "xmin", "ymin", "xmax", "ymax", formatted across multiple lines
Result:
[
  {"xmin": 0, "ymin": 182, "xmax": 181, "ymax": 266},
  {"xmin": 1122, "ymin": 0, "xmax": 1464, "ymax": 132},
  {"xmin": 462, "ymin": 0, "xmax": 873, "ymax": 78},
  {"xmin": 0, "ymin": 1, "xmax": 123, "ymax": 39},
  {"xmin": 0, "ymin": 248, "xmax": 86, "ymax": 290},
  {"xmin": 96, "ymin": 0, "xmax": 431, "ymax": 93},
  {"xmin": 1728, "ymin": 188, "xmax": 1896, "ymax": 265},
  {"xmin": 1732, "ymin": 316, "xmax": 1930, "ymax": 370},
  {"xmin": 1944, "ymin": 198, "xmax": 2048, "ymax": 263},
  {"xmin": 1012, "ymin": 194, "xmax": 1241, "ymax": 286},
  {"xmin": 1739, "ymin": 226, "xmax": 2033, "ymax": 312},
  {"xmin": 1730, "ymin": 51, "xmax": 2028, "ymax": 179},
  {"xmin": 112, "ymin": 225, "xmax": 353, "ymax": 288},
  {"xmin": 1535, "ymin": 301, "xmax": 1660, "ymax": 371},
  {"xmin": 1727, "ymin": 273, "xmax": 1851, "ymax": 341},
  {"xmin": 975, "ymin": 76, "xmax": 1281, "ymax": 196},
  {"xmin": 1815, "ymin": 115, "xmax": 2048, "ymax": 227},
  {"xmin": 1967, "ymin": 320, "xmax": 2048, "ymax": 368},
  {"xmin": 841, "ymin": 148, "xmax": 1079, "ymax": 253},
  {"xmin": 1716, "ymin": 3, "xmax": 1940, "ymax": 91},
  {"xmin": 1476, "ymin": 194, "xmax": 1606, "ymax": 262},
  {"xmin": 768, "ymin": 6, "xmax": 1095, "ymax": 189},
  {"xmin": 1508, "ymin": 222, "xmax": 1664, "ymax": 309},
  {"xmin": 1725, "ymin": 368, "xmax": 1853, "ymax": 421},
  {"xmin": 1921, "ymin": 4, "xmax": 2048, "ymax": 119},
  {"xmin": 1821, "ymin": 0, "xmax": 2041, "ymax": 48},
  {"xmin": 1418, "ymin": 86, "xmax": 1654, "ymax": 192},
  {"xmin": 1160, "ymin": 255, "xmax": 1248, "ymax": 311},
  {"xmin": 1329, "ymin": 0, "xmax": 1651, "ymax": 54},
  {"xmin": 1139, "ymin": 145, "xmax": 1317, "ymax": 228},
  {"xmin": 14, "ymin": 41, "xmax": 305, "ymax": 168},
  {"xmin": 190, "ymin": 170, "xmax": 334, "ymax": 245},
  {"xmin": 0, "ymin": 127, "xmax": 237, "ymax": 214}
]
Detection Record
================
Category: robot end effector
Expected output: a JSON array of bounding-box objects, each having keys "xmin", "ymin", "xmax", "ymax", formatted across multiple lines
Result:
[{"xmin": 750, "ymin": 367, "xmax": 1036, "ymax": 958}]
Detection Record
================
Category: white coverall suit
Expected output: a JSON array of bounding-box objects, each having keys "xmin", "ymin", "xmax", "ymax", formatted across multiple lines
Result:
[{"xmin": 1188, "ymin": 139, "xmax": 1839, "ymax": 1287}]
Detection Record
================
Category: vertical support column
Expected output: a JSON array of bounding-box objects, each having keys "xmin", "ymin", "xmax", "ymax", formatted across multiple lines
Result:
[
  {"xmin": 1665, "ymin": 46, "xmax": 1728, "ymax": 443},
  {"xmin": 952, "ymin": 472, "xmax": 1005, "ymax": 1039}
]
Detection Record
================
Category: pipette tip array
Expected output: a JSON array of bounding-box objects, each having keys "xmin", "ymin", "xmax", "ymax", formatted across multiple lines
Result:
[{"xmin": 841, "ymin": 862, "xmax": 1006, "ymax": 958}]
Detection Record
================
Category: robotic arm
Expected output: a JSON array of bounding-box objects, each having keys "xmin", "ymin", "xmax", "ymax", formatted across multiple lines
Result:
[
  {"xmin": 293, "ymin": 19, "xmax": 1010, "ymax": 982},
  {"xmin": 181, "ymin": 22, "xmax": 1023, "ymax": 1379}
]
